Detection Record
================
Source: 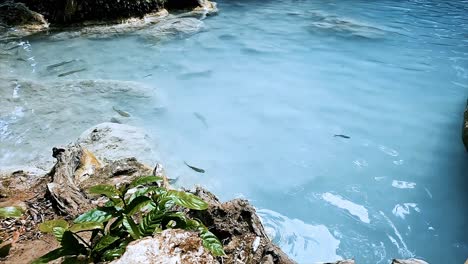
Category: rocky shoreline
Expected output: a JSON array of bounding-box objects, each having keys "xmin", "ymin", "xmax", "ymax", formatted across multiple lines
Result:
[
  {"xmin": 0, "ymin": 122, "xmax": 431, "ymax": 264},
  {"xmin": 0, "ymin": 1, "xmax": 440, "ymax": 263},
  {"xmin": 0, "ymin": 0, "xmax": 217, "ymax": 40},
  {"xmin": 0, "ymin": 122, "xmax": 294, "ymax": 264}
]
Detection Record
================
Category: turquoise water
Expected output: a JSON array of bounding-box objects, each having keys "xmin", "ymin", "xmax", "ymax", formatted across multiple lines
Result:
[{"xmin": 1, "ymin": 0, "xmax": 468, "ymax": 263}]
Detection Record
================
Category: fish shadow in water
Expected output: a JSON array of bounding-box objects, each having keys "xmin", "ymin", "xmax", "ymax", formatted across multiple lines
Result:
[
  {"xmin": 193, "ymin": 112, "xmax": 208, "ymax": 128},
  {"xmin": 177, "ymin": 70, "xmax": 212, "ymax": 80}
]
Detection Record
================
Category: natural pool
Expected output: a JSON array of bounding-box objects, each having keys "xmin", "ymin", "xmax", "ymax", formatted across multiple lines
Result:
[{"xmin": 1, "ymin": 0, "xmax": 468, "ymax": 263}]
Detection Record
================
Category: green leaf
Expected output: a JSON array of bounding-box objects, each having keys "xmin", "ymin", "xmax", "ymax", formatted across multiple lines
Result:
[
  {"xmin": 52, "ymin": 227, "xmax": 67, "ymax": 242},
  {"xmin": 139, "ymin": 209, "xmax": 164, "ymax": 236},
  {"xmin": 89, "ymin": 185, "xmax": 121, "ymax": 199},
  {"xmin": 122, "ymin": 215, "xmax": 141, "ymax": 240},
  {"xmin": 125, "ymin": 196, "xmax": 152, "ymax": 215},
  {"xmin": 0, "ymin": 206, "xmax": 23, "ymax": 218},
  {"xmin": 93, "ymin": 235, "xmax": 119, "ymax": 253},
  {"xmin": 127, "ymin": 186, "xmax": 163, "ymax": 203},
  {"xmin": 60, "ymin": 231, "xmax": 86, "ymax": 254},
  {"xmin": 199, "ymin": 228, "xmax": 225, "ymax": 256},
  {"xmin": 39, "ymin": 219, "xmax": 69, "ymax": 233},
  {"xmin": 166, "ymin": 190, "xmax": 209, "ymax": 210},
  {"xmin": 74, "ymin": 208, "xmax": 115, "ymax": 223},
  {"xmin": 186, "ymin": 219, "xmax": 202, "ymax": 230},
  {"xmin": 69, "ymin": 222, "xmax": 103, "ymax": 233},
  {"xmin": 0, "ymin": 243, "xmax": 12, "ymax": 258},
  {"xmin": 102, "ymin": 246, "xmax": 126, "ymax": 261},
  {"xmin": 31, "ymin": 248, "xmax": 66, "ymax": 264},
  {"xmin": 161, "ymin": 212, "xmax": 190, "ymax": 229},
  {"xmin": 129, "ymin": 176, "xmax": 163, "ymax": 188}
]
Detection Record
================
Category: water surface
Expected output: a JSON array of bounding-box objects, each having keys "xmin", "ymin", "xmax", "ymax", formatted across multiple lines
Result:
[{"xmin": 1, "ymin": 0, "xmax": 468, "ymax": 263}]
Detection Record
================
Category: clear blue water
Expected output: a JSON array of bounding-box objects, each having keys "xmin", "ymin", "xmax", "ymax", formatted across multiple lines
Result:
[{"xmin": 1, "ymin": 0, "xmax": 468, "ymax": 263}]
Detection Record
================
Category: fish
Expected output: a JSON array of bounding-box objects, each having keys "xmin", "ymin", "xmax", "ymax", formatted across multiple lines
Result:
[
  {"xmin": 193, "ymin": 112, "xmax": 208, "ymax": 127},
  {"xmin": 57, "ymin": 68, "xmax": 87, "ymax": 77},
  {"xmin": 177, "ymin": 70, "xmax": 212, "ymax": 80},
  {"xmin": 113, "ymin": 106, "xmax": 131, "ymax": 117},
  {"xmin": 110, "ymin": 117, "xmax": 122, "ymax": 124},
  {"xmin": 334, "ymin": 134, "xmax": 350, "ymax": 139},
  {"xmin": 143, "ymin": 74, "xmax": 153, "ymax": 78},
  {"xmin": 184, "ymin": 161, "xmax": 205, "ymax": 173},
  {"xmin": 46, "ymin": 59, "xmax": 76, "ymax": 70},
  {"xmin": 6, "ymin": 44, "xmax": 21, "ymax": 51},
  {"xmin": 16, "ymin": 58, "xmax": 27, "ymax": 62}
]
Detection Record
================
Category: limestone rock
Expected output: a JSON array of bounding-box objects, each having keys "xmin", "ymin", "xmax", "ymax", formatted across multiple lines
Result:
[
  {"xmin": 49, "ymin": 9, "xmax": 170, "ymax": 40},
  {"xmin": 111, "ymin": 229, "xmax": 219, "ymax": 264},
  {"xmin": 139, "ymin": 17, "xmax": 204, "ymax": 41},
  {"xmin": 189, "ymin": 187, "xmax": 295, "ymax": 264},
  {"xmin": 0, "ymin": 1, "xmax": 48, "ymax": 39},
  {"xmin": 76, "ymin": 123, "xmax": 155, "ymax": 165},
  {"xmin": 19, "ymin": 0, "xmax": 162, "ymax": 24},
  {"xmin": 392, "ymin": 259, "xmax": 429, "ymax": 264}
]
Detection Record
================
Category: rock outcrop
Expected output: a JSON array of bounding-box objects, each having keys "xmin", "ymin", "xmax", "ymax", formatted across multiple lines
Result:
[
  {"xmin": 77, "ymin": 122, "xmax": 155, "ymax": 164},
  {"xmin": 463, "ymin": 99, "xmax": 468, "ymax": 151},
  {"xmin": 12, "ymin": 0, "xmax": 215, "ymax": 24},
  {"xmin": 111, "ymin": 229, "xmax": 219, "ymax": 264},
  {"xmin": 189, "ymin": 187, "xmax": 295, "ymax": 264},
  {"xmin": 17, "ymin": 0, "xmax": 163, "ymax": 24},
  {"xmin": 0, "ymin": 1, "xmax": 48, "ymax": 39}
]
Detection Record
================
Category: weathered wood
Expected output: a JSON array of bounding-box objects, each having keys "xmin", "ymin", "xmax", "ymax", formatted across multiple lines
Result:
[{"xmin": 46, "ymin": 145, "xmax": 89, "ymax": 216}]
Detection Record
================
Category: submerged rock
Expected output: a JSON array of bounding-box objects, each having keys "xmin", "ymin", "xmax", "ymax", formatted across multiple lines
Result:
[
  {"xmin": 111, "ymin": 229, "xmax": 219, "ymax": 264},
  {"xmin": 463, "ymin": 99, "xmax": 468, "ymax": 151},
  {"xmin": 306, "ymin": 10, "xmax": 393, "ymax": 40},
  {"xmin": 392, "ymin": 259, "xmax": 429, "ymax": 264},
  {"xmin": 0, "ymin": 78, "xmax": 153, "ymax": 169},
  {"xmin": 0, "ymin": 1, "xmax": 48, "ymax": 39},
  {"xmin": 139, "ymin": 17, "xmax": 204, "ymax": 42},
  {"xmin": 48, "ymin": 10, "xmax": 207, "ymax": 41}
]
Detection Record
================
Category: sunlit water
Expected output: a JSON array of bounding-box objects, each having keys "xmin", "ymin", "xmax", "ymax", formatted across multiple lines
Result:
[{"xmin": 1, "ymin": 0, "xmax": 468, "ymax": 263}]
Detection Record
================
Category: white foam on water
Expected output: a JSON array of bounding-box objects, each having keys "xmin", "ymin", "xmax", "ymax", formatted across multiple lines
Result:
[{"xmin": 322, "ymin": 192, "xmax": 370, "ymax": 224}]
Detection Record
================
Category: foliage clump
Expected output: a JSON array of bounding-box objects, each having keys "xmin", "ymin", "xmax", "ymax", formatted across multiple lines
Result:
[{"xmin": 33, "ymin": 176, "xmax": 224, "ymax": 263}]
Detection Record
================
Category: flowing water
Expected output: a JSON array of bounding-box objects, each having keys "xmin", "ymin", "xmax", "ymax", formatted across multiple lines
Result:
[{"xmin": 1, "ymin": 0, "xmax": 468, "ymax": 263}]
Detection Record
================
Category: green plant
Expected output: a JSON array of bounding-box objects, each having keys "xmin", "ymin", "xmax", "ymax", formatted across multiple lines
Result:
[
  {"xmin": 0, "ymin": 206, "xmax": 23, "ymax": 218},
  {"xmin": 33, "ymin": 176, "xmax": 224, "ymax": 263}
]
